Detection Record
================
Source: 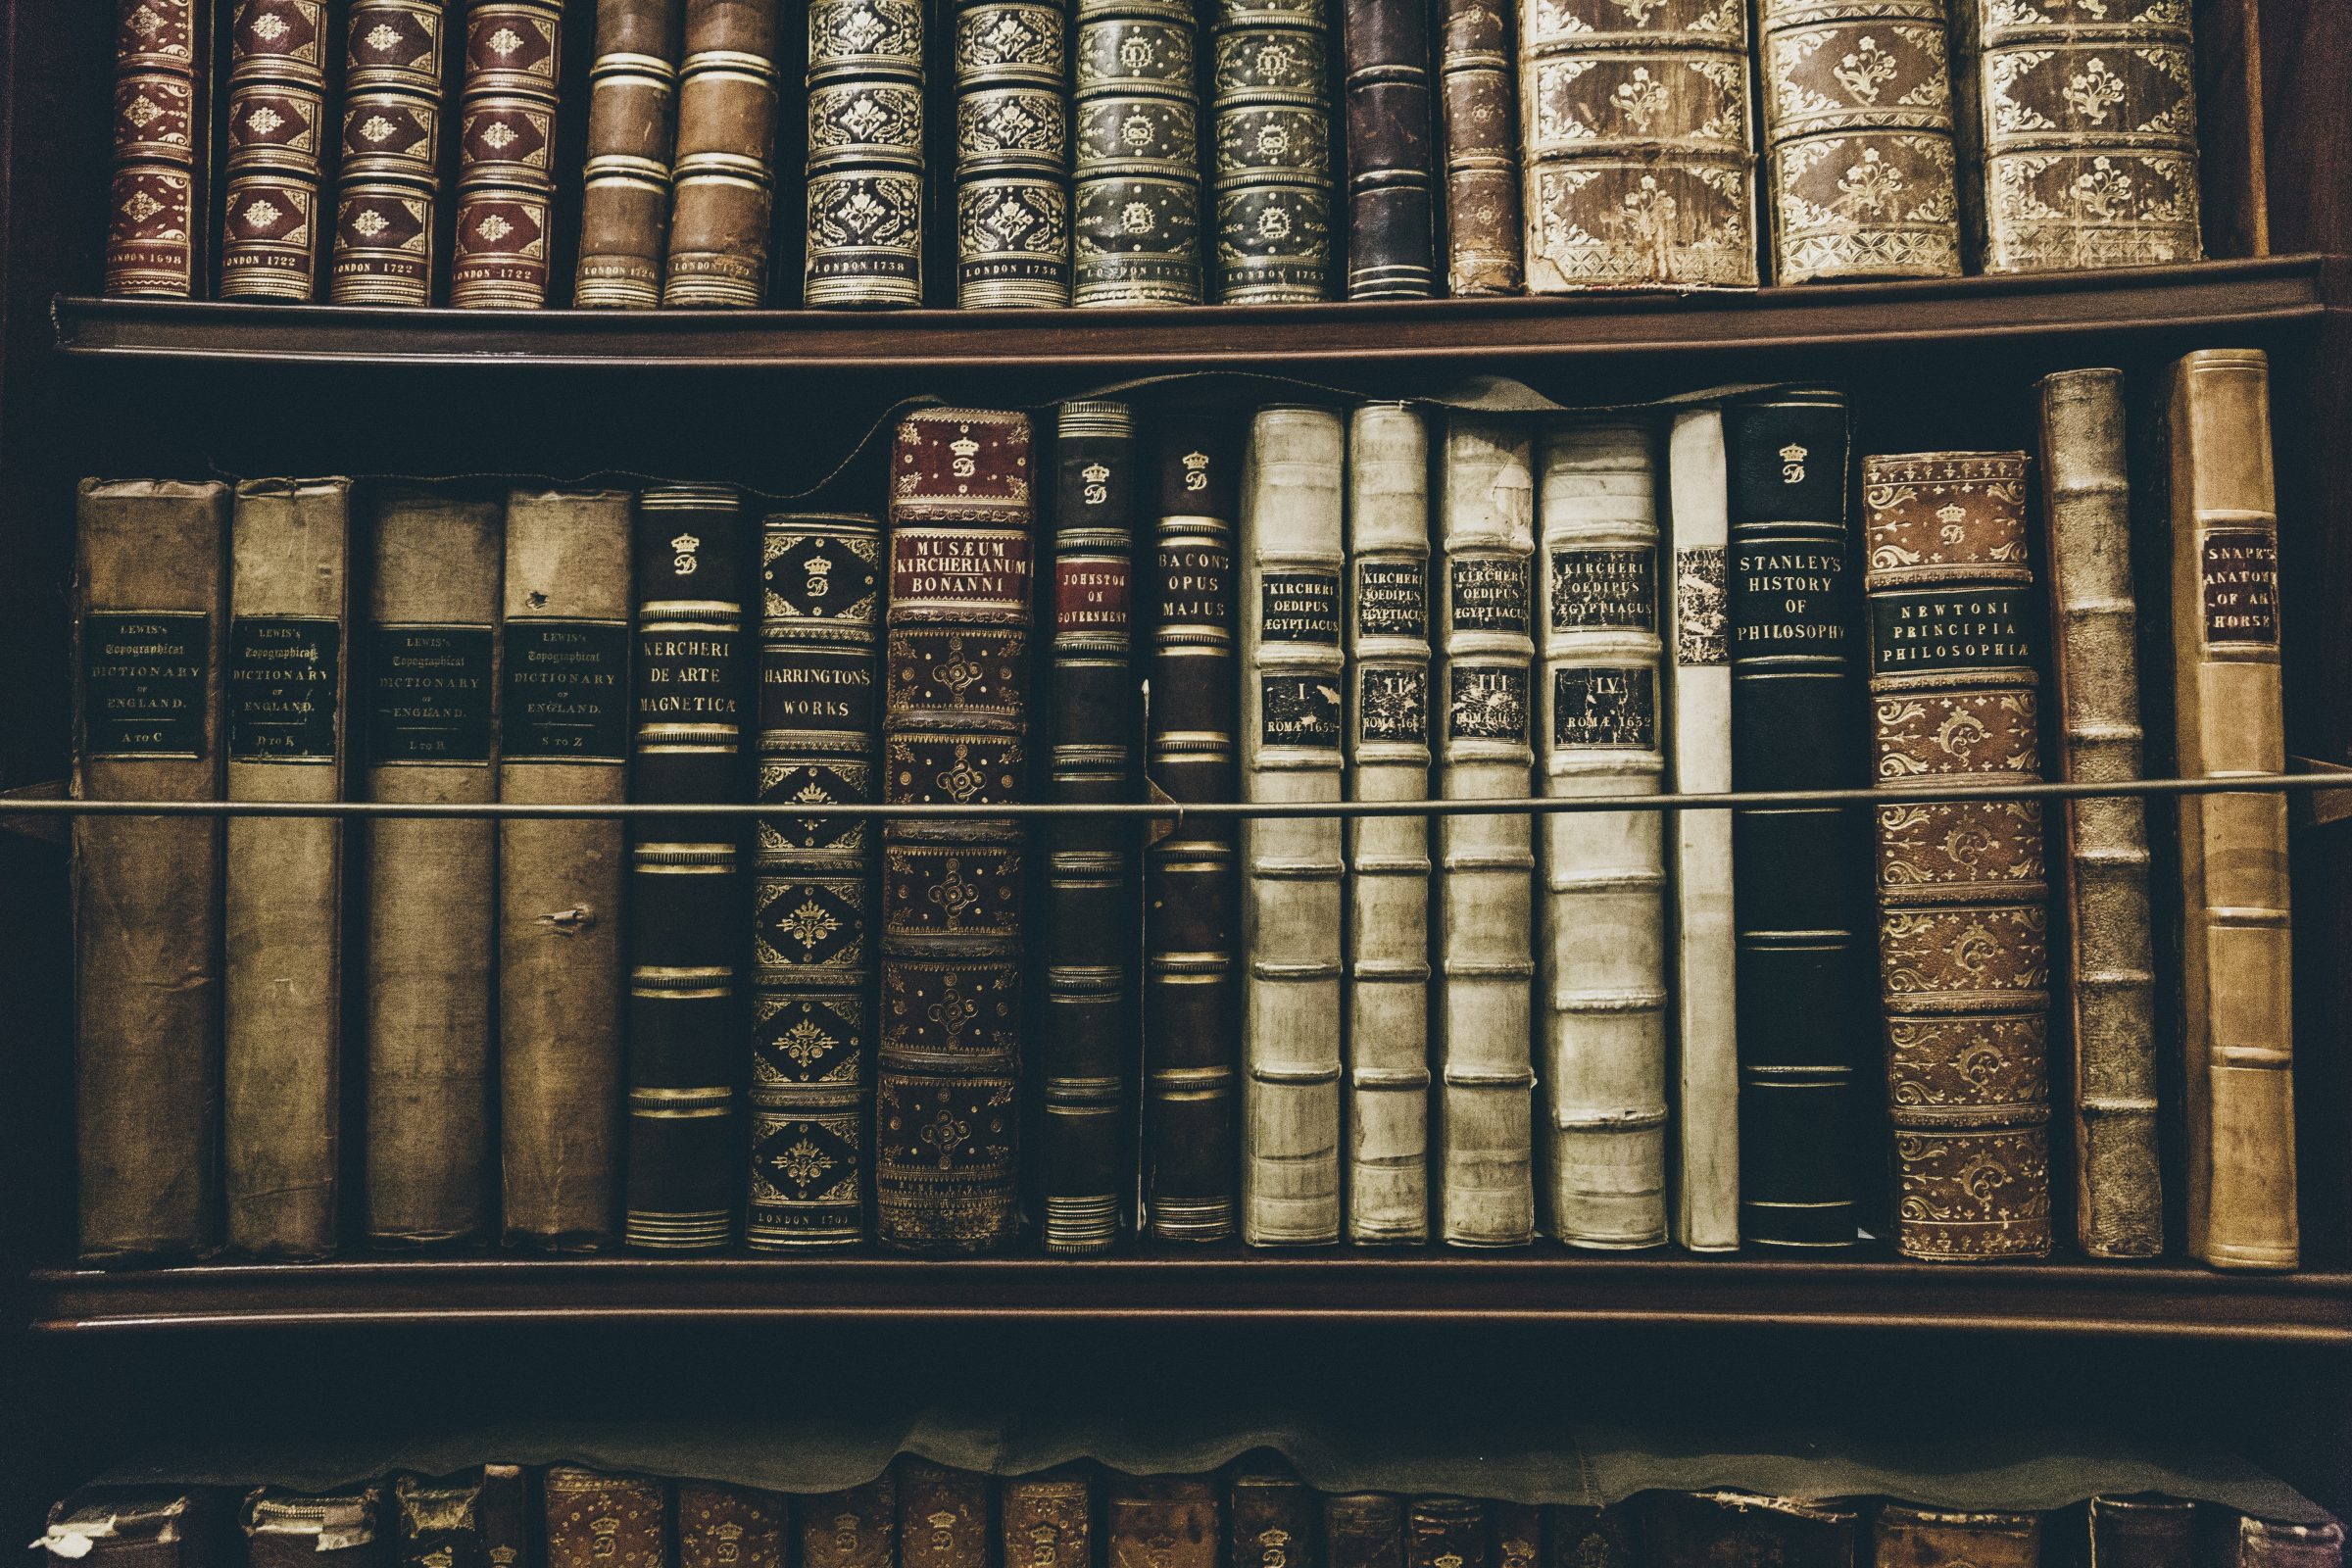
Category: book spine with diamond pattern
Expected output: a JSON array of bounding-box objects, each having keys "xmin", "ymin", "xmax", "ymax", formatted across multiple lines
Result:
[
  {"xmin": 451, "ymin": 0, "xmax": 564, "ymax": 307},
  {"xmin": 220, "ymin": 0, "xmax": 332, "ymax": 299},
  {"xmin": 332, "ymin": 1, "xmax": 456, "ymax": 305},
  {"xmin": 107, "ymin": 0, "xmax": 212, "ymax": 297}
]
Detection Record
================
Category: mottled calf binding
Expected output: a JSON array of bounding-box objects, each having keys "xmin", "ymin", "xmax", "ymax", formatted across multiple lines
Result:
[
  {"xmin": 576, "ymin": 0, "xmax": 682, "ymax": 308},
  {"xmin": 220, "ymin": 0, "xmax": 330, "ymax": 299},
  {"xmin": 806, "ymin": 0, "xmax": 926, "ymax": 305},
  {"xmin": 1437, "ymin": 0, "xmax": 1522, "ymax": 294},
  {"xmin": 1210, "ymin": 0, "xmax": 1335, "ymax": 302},
  {"xmin": 451, "ymin": 1, "xmax": 565, "ymax": 307},
  {"xmin": 1072, "ymin": 0, "xmax": 1202, "ymax": 304},
  {"xmin": 332, "ymin": 2, "xmax": 454, "ymax": 305},
  {"xmin": 666, "ymin": 0, "xmax": 785, "ymax": 306},
  {"xmin": 107, "ymin": 0, "xmax": 209, "ymax": 296},
  {"xmin": 955, "ymin": 0, "xmax": 1073, "ymax": 306}
]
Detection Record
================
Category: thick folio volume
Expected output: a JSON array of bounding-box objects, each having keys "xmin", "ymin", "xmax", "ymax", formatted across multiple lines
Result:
[
  {"xmin": 1072, "ymin": 0, "xmax": 1202, "ymax": 304},
  {"xmin": 954, "ymin": 0, "xmax": 1073, "ymax": 307},
  {"xmin": 222, "ymin": 477, "xmax": 352, "ymax": 1260},
  {"xmin": 1436, "ymin": 0, "xmax": 1521, "ymax": 295},
  {"xmin": 332, "ymin": 2, "xmax": 455, "ymax": 306},
  {"xmin": 806, "ymin": 0, "xmax": 925, "ymax": 306},
  {"xmin": 1142, "ymin": 416, "xmax": 1243, "ymax": 1241},
  {"xmin": 625, "ymin": 485, "xmax": 751, "ymax": 1251},
  {"xmin": 900, "ymin": 1462, "xmax": 990, "ymax": 1568},
  {"xmin": 498, "ymin": 489, "xmax": 633, "ymax": 1251},
  {"xmin": 1863, "ymin": 450, "xmax": 2053, "ymax": 1262},
  {"xmin": 1725, "ymin": 390, "xmax": 1867, "ymax": 1250},
  {"xmin": 1341, "ymin": 0, "xmax": 1435, "ymax": 298},
  {"xmin": 451, "ymin": 1, "xmax": 565, "ymax": 307},
  {"xmin": 750, "ymin": 512, "xmax": 884, "ymax": 1249},
  {"xmin": 1210, "ymin": 0, "xmax": 1335, "ymax": 303},
  {"xmin": 74, "ymin": 480, "xmax": 230, "ymax": 1264},
  {"xmin": 575, "ymin": 0, "xmax": 683, "ymax": 308},
  {"xmin": 364, "ymin": 491, "xmax": 502, "ymax": 1248},
  {"xmin": 875, "ymin": 410, "xmax": 1036, "ymax": 1252},
  {"xmin": 220, "ymin": 0, "xmax": 331, "ymax": 299},
  {"xmin": 666, "ymin": 0, "xmax": 785, "ymax": 306},
  {"xmin": 107, "ymin": 0, "xmax": 210, "ymax": 296}
]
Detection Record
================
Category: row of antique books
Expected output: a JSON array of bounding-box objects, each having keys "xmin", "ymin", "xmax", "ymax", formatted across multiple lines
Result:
[
  {"xmin": 70, "ymin": 354, "xmax": 2294, "ymax": 1270},
  {"xmin": 103, "ymin": 0, "xmax": 2212, "ymax": 308}
]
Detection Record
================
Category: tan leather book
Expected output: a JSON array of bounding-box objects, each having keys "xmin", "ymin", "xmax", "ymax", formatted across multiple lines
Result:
[
  {"xmin": 803, "ymin": 1477, "xmax": 897, "ymax": 1568},
  {"xmin": 575, "ymin": 0, "xmax": 683, "ymax": 308},
  {"xmin": 2162, "ymin": 347, "xmax": 2297, "ymax": 1271},
  {"xmin": 2205, "ymin": 1519, "xmax": 2346, "ymax": 1568},
  {"xmin": 544, "ymin": 1469, "xmax": 667, "ymax": 1568},
  {"xmin": 1003, "ymin": 1470, "xmax": 1093, "ymax": 1568},
  {"xmin": 679, "ymin": 1485, "xmax": 785, "ymax": 1568},
  {"xmin": 665, "ymin": 0, "xmax": 784, "ymax": 307},
  {"xmin": 1437, "ymin": 0, "xmax": 1523, "ymax": 295},
  {"xmin": 900, "ymin": 1461, "xmax": 990, "ymax": 1568}
]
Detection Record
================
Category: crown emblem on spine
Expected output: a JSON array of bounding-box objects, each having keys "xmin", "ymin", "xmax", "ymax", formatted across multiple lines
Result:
[
  {"xmin": 672, "ymin": 531, "xmax": 701, "ymax": 555},
  {"xmin": 1936, "ymin": 503, "xmax": 1967, "ymax": 523},
  {"xmin": 1781, "ymin": 443, "xmax": 1807, "ymax": 463},
  {"xmin": 1083, "ymin": 462, "xmax": 1110, "ymax": 484},
  {"xmin": 951, "ymin": 434, "xmax": 981, "ymax": 459},
  {"xmin": 806, "ymin": 554, "xmax": 834, "ymax": 575}
]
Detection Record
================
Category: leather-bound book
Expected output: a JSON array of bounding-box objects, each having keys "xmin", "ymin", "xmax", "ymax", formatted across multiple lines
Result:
[
  {"xmin": 1665, "ymin": 411, "xmax": 1737, "ymax": 1250},
  {"xmin": 900, "ymin": 1462, "xmax": 990, "ymax": 1568},
  {"xmin": 1536, "ymin": 420, "xmax": 1667, "ymax": 1250},
  {"xmin": 546, "ymin": 1470, "xmax": 668, "ymax": 1568},
  {"xmin": 2159, "ymin": 348, "xmax": 2297, "ymax": 1270},
  {"xmin": 803, "ymin": 1478, "xmax": 897, "ymax": 1568},
  {"xmin": 805, "ymin": 0, "xmax": 925, "ymax": 306},
  {"xmin": 1042, "ymin": 400, "xmax": 1139, "ymax": 1252},
  {"xmin": 1757, "ymin": 0, "xmax": 1961, "ymax": 284},
  {"xmin": 2036, "ymin": 367, "xmax": 2162, "ymax": 1259},
  {"xmin": 244, "ymin": 1489, "xmax": 382, "ymax": 1568},
  {"xmin": 1878, "ymin": 1509, "xmax": 2039, "ymax": 1568},
  {"xmin": 1240, "ymin": 405, "xmax": 1348, "ymax": 1247},
  {"xmin": 1643, "ymin": 1494, "xmax": 1857, "ymax": 1568},
  {"xmin": 625, "ymin": 483, "xmax": 751, "ymax": 1252},
  {"xmin": 1725, "ymin": 389, "xmax": 1866, "ymax": 1250},
  {"xmin": 1210, "ymin": 0, "xmax": 1334, "ymax": 303},
  {"xmin": 75, "ymin": 480, "xmax": 228, "ymax": 1265},
  {"xmin": 1518, "ymin": 0, "xmax": 1758, "ymax": 291},
  {"xmin": 575, "ymin": 0, "xmax": 682, "ymax": 308},
  {"xmin": 1328, "ymin": 1497, "xmax": 1404, "ymax": 1568},
  {"xmin": 1491, "ymin": 1506, "xmax": 1540, "ymax": 1568},
  {"xmin": 1863, "ymin": 450, "xmax": 2053, "ymax": 1262},
  {"xmin": 1961, "ymin": 0, "xmax": 2201, "ymax": 273},
  {"xmin": 222, "ymin": 477, "xmax": 351, "ymax": 1261},
  {"xmin": 953, "ymin": 0, "xmax": 1072, "ymax": 306},
  {"xmin": 1437, "ymin": 0, "xmax": 1521, "ymax": 295},
  {"xmin": 108, "ymin": 0, "xmax": 210, "ymax": 297},
  {"xmin": 2204, "ymin": 1520, "xmax": 2346, "ymax": 1568},
  {"xmin": 1143, "ymin": 415, "xmax": 1243, "ymax": 1241},
  {"xmin": 679, "ymin": 1486, "xmax": 786, "ymax": 1568},
  {"xmin": 1004, "ymin": 1472, "xmax": 1093, "ymax": 1568},
  {"xmin": 498, "ymin": 488, "xmax": 634, "ymax": 1251},
  {"xmin": 666, "ymin": 0, "xmax": 784, "ymax": 306},
  {"xmin": 1436, "ymin": 413, "xmax": 1537, "ymax": 1248},
  {"xmin": 1071, "ymin": 0, "xmax": 1202, "ymax": 304},
  {"xmin": 44, "ymin": 1492, "xmax": 223, "ymax": 1568},
  {"xmin": 1341, "ymin": 0, "xmax": 1434, "ymax": 298},
  {"xmin": 1344, "ymin": 403, "xmax": 1433, "ymax": 1244},
  {"xmin": 1406, "ymin": 1499, "xmax": 1486, "ymax": 1568},
  {"xmin": 2087, "ymin": 1498, "xmax": 2195, "ymax": 1568},
  {"xmin": 392, "ymin": 1470, "xmax": 526, "ymax": 1568},
  {"xmin": 1232, "ymin": 1465, "xmax": 1320, "ymax": 1568},
  {"xmin": 220, "ymin": 0, "xmax": 330, "ymax": 299},
  {"xmin": 751, "ymin": 512, "xmax": 883, "ymax": 1250},
  {"xmin": 364, "ymin": 491, "xmax": 501, "ymax": 1247},
  {"xmin": 1545, "ymin": 1506, "xmax": 1637, "ymax": 1568},
  {"xmin": 1109, "ymin": 1480, "xmax": 1219, "ymax": 1568},
  {"xmin": 875, "ymin": 409, "xmax": 1036, "ymax": 1252},
  {"xmin": 451, "ymin": 0, "xmax": 565, "ymax": 307},
  {"xmin": 331, "ymin": 2, "xmax": 455, "ymax": 306}
]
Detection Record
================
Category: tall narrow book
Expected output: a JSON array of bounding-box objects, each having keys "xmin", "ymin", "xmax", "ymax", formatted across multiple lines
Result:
[
  {"xmin": 1436, "ymin": 413, "xmax": 1537, "ymax": 1248},
  {"xmin": 222, "ymin": 476, "xmax": 351, "ymax": 1260},
  {"xmin": 364, "ymin": 490, "xmax": 502, "ymax": 1248},
  {"xmin": 1072, "ymin": 0, "xmax": 1202, "ymax": 304},
  {"xmin": 1341, "ymin": 0, "xmax": 1434, "ymax": 298},
  {"xmin": 575, "ymin": 0, "xmax": 682, "ymax": 308},
  {"xmin": 1344, "ymin": 402, "xmax": 1433, "ymax": 1244},
  {"xmin": 875, "ymin": 409, "xmax": 1036, "ymax": 1252},
  {"xmin": 1436, "ymin": 0, "xmax": 1521, "ymax": 295},
  {"xmin": 1536, "ymin": 419, "xmax": 1667, "ymax": 1249},
  {"xmin": 498, "ymin": 489, "xmax": 633, "ymax": 1251},
  {"xmin": 106, "ymin": 0, "xmax": 209, "ymax": 296},
  {"xmin": 805, "ymin": 0, "xmax": 925, "ymax": 305},
  {"xmin": 220, "ymin": 0, "xmax": 331, "ymax": 299},
  {"xmin": 331, "ymin": 1, "xmax": 455, "ymax": 306},
  {"xmin": 666, "ymin": 0, "xmax": 784, "ymax": 306},
  {"xmin": 1863, "ymin": 450, "xmax": 2053, "ymax": 1261},
  {"xmin": 74, "ymin": 479, "xmax": 229, "ymax": 1264},
  {"xmin": 1240, "ymin": 404, "xmax": 1348, "ymax": 1247},
  {"xmin": 451, "ymin": 0, "xmax": 565, "ymax": 308},
  {"xmin": 1209, "ymin": 0, "xmax": 1335, "ymax": 302},
  {"xmin": 953, "ymin": 0, "xmax": 1073, "ymax": 307}
]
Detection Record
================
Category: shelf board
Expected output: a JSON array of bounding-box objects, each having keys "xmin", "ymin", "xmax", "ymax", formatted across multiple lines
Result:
[
  {"xmin": 49, "ymin": 257, "xmax": 2329, "ymax": 371},
  {"xmin": 25, "ymin": 1251, "xmax": 2352, "ymax": 1341}
]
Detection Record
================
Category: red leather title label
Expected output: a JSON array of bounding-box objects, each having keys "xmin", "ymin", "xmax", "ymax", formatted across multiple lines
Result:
[
  {"xmin": 1054, "ymin": 555, "xmax": 1130, "ymax": 632},
  {"xmin": 890, "ymin": 527, "xmax": 1034, "ymax": 619}
]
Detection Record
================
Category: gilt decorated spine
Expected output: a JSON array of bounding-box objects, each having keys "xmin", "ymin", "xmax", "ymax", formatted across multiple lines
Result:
[
  {"xmin": 1210, "ymin": 0, "xmax": 1335, "ymax": 302},
  {"xmin": 544, "ymin": 1471, "xmax": 666, "ymax": 1568},
  {"xmin": 1231, "ymin": 1467, "xmax": 1321, "ymax": 1568},
  {"xmin": 805, "ymin": 0, "xmax": 925, "ymax": 305},
  {"xmin": 1072, "ymin": 0, "xmax": 1202, "ymax": 304},
  {"xmin": 666, "ymin": 0, "xmax": 784, "ymax": 306},
  {"xmin": 1108, "ymin": 1481, "xmax": 1218, "ymax": 1568},
  {"xmin": 954, "ymin": 0, "xmax": 1073, "ymax": 306},
  {"xmin": 1876, "ymin": 1510, "xmax": 2039, "ymax": 1568},
  {"xmin": 1342, "ymin": 0, "xmax": 1435, "ymax": 298},
  {"xmin": 244, "ymin": 1488, "xmax": 382, "ymax": 1568},
  {"xmin": 391, "ymin": 1467, "xmax": 527, "ymax": 1568},
  {"xmin": 575, "ymin": 0, "xmax": 682, "ymax": 308},
  {"xmin": 450, "ymin": 0, "xmax": 564, "ymax": 307},
  {"xmin": 679, "ymin": 1487, "xmax": 785, "ymax": 1568},
  {"xmin": 1003, "ymin": 1472, "xmax": 1093, "ymax": 1568},
  {"xmin": 331, "ymin": 1, "xmax": 454, "ymax": 305},
  {"xmin": 1437, "ymin": 0, "xmax": 1521, "ymax": 294},
  {"xmin": 802, "ymin": 1479, "xmax": 897, "ymax": 1568},
  {"xmin": 900, "ymin": 1463, "xmax": 990, "ymax": 1568},
  {"xmin": 1327, "ymin": 1496, "xmax": 1405, "ymax": 1568},
  {"xmin": 107, "ymin": 0, "xmax": 209, "ymax": 296},
  {"xmin": 220, "ymin": 0, "xmax": 331, "ymax": 299},
  {"xmin": 1405, "ymin": 1498, "xmax": 1486, "ymax": 1568}
]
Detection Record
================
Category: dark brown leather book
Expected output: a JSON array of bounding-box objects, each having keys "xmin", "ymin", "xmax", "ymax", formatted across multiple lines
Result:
[
  {"xmin": 1878, "ymin": 1508, "xmax": 2040, "ymax": 1568},
  {"xmin": 1234, "ymin": 1465, "xmax": 1321, "ymax": 1568},
  {"xmin": 451, "ymin": 0, "xmax": 565, "ymax": 307},
  {"xmin": 1141, "ymin": 415, "xmax": 1241, "ymax": 1241},
  {"xmin": 1004, "ymin": 1471, "xmax": 1094, "ymax": 1568},
  {"xmin": 243, "ymin": 1487, "xmax": 383, "ymax": 1568},
  {"xmin": 222, "ymin": 476, "xmax": 352, "ymax": 1261},
  {"xmin": 107, "ymin": 0, "xmax": 211, "ymax": 296},
  {"xmin": 74, "ymin": 478, "xmax": 229, "ymax": 1265},
  {"xmin": 331, "ymin": 0, "xmax": 453, "ymax": 306},
  {"xmin": 545, "ymin": 1469, "xmax": 669, "ymax": 1568},
  {"xmin": 1071, "ymin": 0, "xmax": 1202, "ymax": 305},
  {"xmin": 626, "ymin": 483, "xmax": 752, "ymax": 1251},
  {"xmin": 1209, "ymin": 0, "xmax": 1335, "ymax": 303},
  {"xmin": 1108, "ymin": 1479, "xmax": 1219, "ymax": 1568},
  {"xmin": 875, "ymin": 409, "xmax": 1036, "ymax": 1252},
  {"xmin": 1642, "ymin": 1493, "xmax": 1857, "ymax": 1568},
  {"xmin": 679, "ymin": 1485, "xmax": 787, "ymax": 1568},
  {"xmin": 952, "ymin": 0, "xmax": 1073, "ymax": 307},
  {"xmin": 44, "ymin": 1491, "xmax": 224, "ymax": 1568},
  {"xmin": 1435, "ymin": 0, "xmax": 1520, "ymax": 295},
  {"xmin": 2086, "ymin": 1497, "xmax": 2194, "ymax": 1568},
  {"xmin": 392, "ymin": 1468, "xmax": 527, "ymax": 1568},
  {"xmin": 1544, "ymin": 1505, "xmax": 1636, "ymax": 1568},
  {"xmin": 805, "ymin": 0, "xmax": 925, "ymax": 306},
  {"xmin": 220, "ymin": 0, "xmax": 331, "ymax": 298},
  {"xmin": 575, "ymin": 0, "xmax": 683, "ymax": 307},
  {"xmin": 802, "ymin": 1478, "xmax": 898, "ymax": 1568},
  {"xmin": 1406, "ymin": 1498, "xmax": 1486, "ymax": 1568},
  {"xmin": 1341, "ymin": 0, "xmax": 1434, "ymax": 298},
  {"xmin": 2202, "ymin": 1518, "xmax": 2345, "ymax": 1568},
  {"xmin": 900, "ymin": 1462, "xmax": 991, "ymax": 1568},
  {"xmin": 664, "ymin": 0, "xmax": 784, "ymax": 306},
  {"xmin": 1863, "ymin": 451, "xmax": 2053, "ymax": 1261},
  {"xmin": 1490, "ymin": 1505, "xmax": 1540, "ymax": 1568},
  {"xmin": 1326, "ymin": 1496, "xmax": 1404, "ymax": 1568}
]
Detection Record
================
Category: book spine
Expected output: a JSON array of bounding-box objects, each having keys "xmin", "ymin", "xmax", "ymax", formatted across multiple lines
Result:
[
  {"xmin": 575, "ymin": 0, "xmax": 682, "ymax": 308},
  {"xmin": 625, "ymin": 483, "xmax": 751, "ymax": 1252},
  {"xmin": 497, "ymin": 488, "xmax": 634, "ymax": 1251},
  {"xmin": 1491, "ymin": 1506, "xmax": 1539, "ymax": 1568},
  {"xmin": 1004, "ymin": 1471, "xmax": 1093, "ymax": 1568},
  {"xmin": 1435, "ymin": 413, "xmax": 1537, "ymax": 1248},
  {"xmin": 2166, "ymin": 347, "xmax": 2296, "ymax": 1271},
  {"xmin": 331, "ymin": 1, "xmax": 454, "ymax": 306},
  {"xmin": 1875, "ymin": 1509, "xmax": 2039, "ymax": 1568},
  {"xmin": 1405, "ymin": 1499, "xmax": 1486, "ymax": 1568},
  {"xmin": 1756, "ymin": 0, "xmax": 1960, "ymax": 284},
  {"xmin": 1327, "ymin": 1496, "xmax": 1404, "ymax": 1568},
  {"xmin": 107, "ymin": 0, "xmax": 209, "ymax": 296},
  {"xmin": 220, "ymin": 0, "xmax": 331, "ymax": 299},
  {"xmin": 1544, "ymin": 1508, "xmax": 1637, "ymax": 1568},
  {"xmin": 1724, "ymin": 388, "xmax": 1867, "ymax": 1250},
  {"xmin": 2035, "ymin": 366, "xmax": 2162, "ymax": 1260},
  {"xmin": 750, "ymin": 511, "xmax": 884, "ymax": 1250},
  {"xmin": 1642, "ymin": 1494, "xmax": 1858, "ymax": 1568},
  {"xmin": 544, "ymin": 1470, "xmax": 667, "ymax": 1568},
  {"xmin": 1210, "ymin": 0, "xmax": 1335, "ymax": 303},
  {"xmin": 1142, "ymin": 415, "xmax": 1243, "ymax": 1241},
  {"xmin": 222, "ymin": 476, "xmax": 351, "ymax": 1261},
  {"xmin": 805, "ymin": 0, "xmax": 925, "ymax": 306},
  {"xmin": 363, "ymin": 490, "xmax": 503, "ymax": 1247},
  {"xmin": 1240, "ymin": 404, "xmax": 1348, "ymax": 1247},
  {"xmin": 1108, "ymin": 1481, "xmax": 1218, "ymax": 1568},
  {"xmin": 2085, "ymin": 1497, "xmax": 2193, "ymax": 1568},
  {"xmin": 1437, "ymin": 0, "xmax": 1520, "ymax": 295},
  {"xmin": 1344, "ymin": 402, "xmax": 1433, "ymax": 1244},
  {"xmin": 955, "ymin": 0, "xmax": 1073, "ymax": 307},
  {"xmin": 1517, "ymin": 0, "xmax": 1757, "ymax": 290},
  {"xmin": 451, "ymin": 0, "xmax": 564, "ymax": 308},
  {"xmin": 243, "ymin": 1487, "xmax": 381, "ymax": 1568},
  {"xmin": 1969, "ymin": 0, "xmax": 2201, "ymax": 273},
  {"xmin": 1231, "ymin": 1467, "xmax": 1321, "ymax": 1568},
  {"xmin": 1042, "ymin": 400, "xmax": 1139, "ymax": 1252},
  {"xmin": 1342, "ymin": 0, "xmax": 1434, "ymax": 299},
  {"xmin": 392, "ymin": 1468, "xmax": 526, "ymax": 1568},
  {"xmin": 900, "ymin": 1463, "xmax": 990, "ymax": 1568},
  {"xmin": 1071, "ymin": 0, "xmax": 1202, "ymax": 304},
  {"xmin": 2224, "ymin": 1521, "xmax": 2348, "ymax": 1568},
  {"xmin": 1863, "ymin": 449, "xmax": 2053, "ymax": 1262},
  {"xmin": 665, "ymin": 0, "xmax": 782, "ymax": 306},
  {"xmin": 74, "ymin": 479, "xmax": 230, "ymax": 1264},
  {"xmin": 1535, "ymin": 418, "xmax": 1667, "ymax": 1249},
  {"xmin": 802, "ymin": 1480, "xmax": 897, "ymax": 1568},
  {"xmin": 875, "ymin": 409, "xmax": 1036, "ymax": 1252},
  {"xmin": 679, "ymin": 1486, "xmax": 786, "ymax": 1568},
  {"xmin": 1665, "ymin": 410, "xmax": 1737, "ymax": 1251}
]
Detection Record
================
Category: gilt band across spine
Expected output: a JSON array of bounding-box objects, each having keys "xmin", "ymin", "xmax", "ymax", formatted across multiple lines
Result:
[
  {"xmin": 107, "ymin": 0, "xmax": 210, "ymax": 296},
  {"xmin": 1210, "ymin": 0, "xmax": 1335, "ymax": 302},
  {"xmin": 1072, "ymin": 0, "xmax": 1202, "ymax": 304},
  {"xmin": 1438, "ymin": 0, "xmax": 1521, "ymax": 295},
  {"xmin": 806, "ymin": 0, "xmax": 926, "ymax": 306},
  {"xmin": 220, "ymin": 0, "xmax": 331, "ymax": 299},
  {"xmin": 332, "ymin": 2, "xmax": 454, "ymax": 305},
  {"xmin": 665, "ymin": 0, "xmax": 785, "ymax": 307},
  {"xmin": 1342, "ymin": 0, "xmax": 1436, "ymax": 298},
  {"xmin": 451, "ymin": 1, "xmax": 565, "ymax": 307},
  {"xmin": 576, "ymin": 0, "xmax": 683, "ymax": 308},
  {"xmin": 954, "ymin": 0, "xmax": 1073, "ymax": 307}
]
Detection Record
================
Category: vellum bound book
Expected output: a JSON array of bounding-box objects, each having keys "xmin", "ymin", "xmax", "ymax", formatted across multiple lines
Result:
[{"xmin": 806, "ymin": 0, "xmax": 926, "ymax": 306}]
